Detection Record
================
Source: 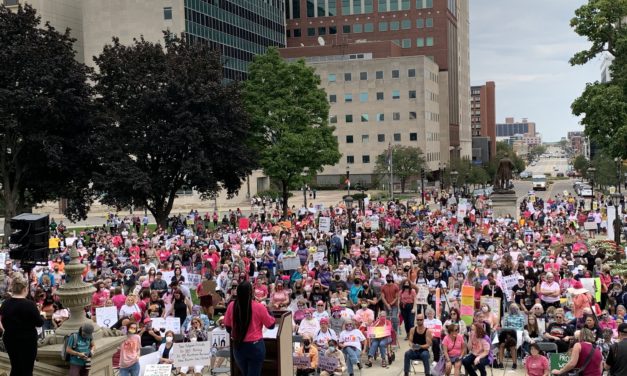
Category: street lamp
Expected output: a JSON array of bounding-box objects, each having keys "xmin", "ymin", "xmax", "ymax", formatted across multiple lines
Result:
[
  {"xmin": 612, "ymin": 192, "xmax": 622, "ymax": 247},
  {"xmin": 343, "ymin": 195, "xmax": 354, "ymax": 250},
  {"xmin": 615, "ymin": 158, "xmax": 622, "ymax": 194},
  {"xmin": 439, "ymin": 162, "xmax": 447, "ymax": 190},
  {"xmin": 346, "ymin": 166, "xmax": 350, "ymax": 196},
  {"xmin": 451, "ymin": 170, "xmax": 459, "ymax": 197},
  {"xmin": 302, "ymin": 168, "xmax": 310, "ymax": 208},
  {"xmin": 588, "ymin": 167, "xmax": 596, "ymax": 199}
]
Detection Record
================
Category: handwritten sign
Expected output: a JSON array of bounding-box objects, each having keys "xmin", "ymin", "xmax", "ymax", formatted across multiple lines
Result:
[
  {"xmin": 160, "ymin": 269, "xmax": 190, "ymax": 285},
  {"xmin": 399, "ymin": 247, "xmax": 412, "ymax": 259},
  {"xmin": 550, "ymin": 353, "xmax": 570, "ymax": 372},
  {"xmin": 144, "ymin": 364, "xmax": 173, "ymax": 376},
  {"xmin": 95, "ymin": 306, "xmax": 118, "ymax": 328},
  {"xmin": 416, "ymin": 285, "xmax": 429, "ymax": 305},
  {"xmin": 210, "ymin": 327, "xmax": 230, "ymax": 349},
  {"xmin": 151, "ymin": 317, "xmax": 181, "ymax": 334},
  {"xmin": 172, "ymin": 341, "xmax": 212, "ymax": 367},
  {"xmin": 282, "ymin": 256, "xmax": 301, "ymax": 270},
  {"xmin": 293, "ymin": 355, "xmax": 311, "ymax": 369},
  {"xmin": 0, "ymin": 253, "xmax": 5, "ymax": 269},
  {"xmin": 313, "ymin": 252, "xmax": 326, "ymax": 265},
  {"xmin": 186, "ymin": 273, "xmax": 202, "ymax": 287},
  {"xmin": 319, "ymin": 217, "xmax": 331, "ymax": 232},
  {"xmin": 501, "ymin": 275, "xmax": 520, "ymax": 300},
  {"xmin": 319, "ymin": 355, "xmax": 339, "ymax": 372}
]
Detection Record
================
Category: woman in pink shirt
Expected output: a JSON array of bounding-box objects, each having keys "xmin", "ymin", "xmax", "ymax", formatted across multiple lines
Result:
[
  {"xmin": 442, "ymin": 323, "xmax": 466, "ymax": 376},
  {"xmin": 119, "ymin": 322, "xmax": 141, "ymax": 376},
  {"xmin": 525, "ymin": 343, "xmax": 549, "ymax": 376},
  {"xmin": 224, "ymin": 281, "xmax": 275, "ymax": 376}
]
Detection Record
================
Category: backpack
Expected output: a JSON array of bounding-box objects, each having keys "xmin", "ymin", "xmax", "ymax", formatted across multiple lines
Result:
[{"xmin": 61, "ymin": 332, "xmax": 79, "ymax": 361}]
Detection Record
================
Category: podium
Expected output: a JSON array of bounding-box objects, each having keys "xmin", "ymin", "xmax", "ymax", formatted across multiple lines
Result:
[{"xmin": 230, "ymin": 310, "xmax": 293, "ymax": 376}]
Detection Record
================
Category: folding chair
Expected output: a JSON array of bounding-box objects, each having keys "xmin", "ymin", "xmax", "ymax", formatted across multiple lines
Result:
[
  {"xmin": 536, "ymin": 341, "xmax": 559, "ymax": 355},
  {"xmin": 211, "ymin": 349, "xmax": 231, "ymax": 375}
]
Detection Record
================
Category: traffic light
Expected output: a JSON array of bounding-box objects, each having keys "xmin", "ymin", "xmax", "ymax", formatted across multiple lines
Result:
[{"xmin": 8, "ymin": 213, "xmax": 49, "ymax": 267}]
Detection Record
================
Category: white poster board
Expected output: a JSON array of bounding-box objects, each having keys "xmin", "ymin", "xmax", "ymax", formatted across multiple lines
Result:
[
  {"xmin": 0, "ymin": 253, "xmax": 6, "ymax": 270},
  {"xmin": 312, "ymin": 252, "xmax": 326, "ymax": 265},
  {"xmin": 318, "ymin": 217, "xmax": 331, "ymax": 233},
  {"xmin": 138, "ymin": 350, "xmax": 161, "ymax": 376},
  {"xmin": 186, "ymin": 273, "xmax": 202, "ymax": 287},
  {"xmin": 416, "ymin": 285, "xmax": 429, "ymax": 305},
  {"xmin": 399, "ymin": 247, "xmax": 412, "ymax": 259},
  {"xmin": 210, "ymin": 327, "xmax": 230, "ymax": 349},
  {"xmin": 143, "ymin": 364, "xmax": 172, "ymax": 376},
  {"xmin": 580, "ymin": 278, "xmax": 597, "ymax": 297},
  {"xmin": 501, "ymin": 275, "xmax": 520, "ymax": 300},
  {"xmin": 282, "ymin": 257, "xmax": 301, "ymax": 270},
  {"xmin": 369, "ymin": 216, "xmax": 379, "ymax": 231},
  {"xmin": 95, "ymin": 306, "xmax": 118, "ymax": 328},
  {"xmin": 172, "ymin": 342, "xmax": 212, "ymax": 367},
  {"xmin": 151, "ymin": 317, "xmax": 181, "ymax": 334}
]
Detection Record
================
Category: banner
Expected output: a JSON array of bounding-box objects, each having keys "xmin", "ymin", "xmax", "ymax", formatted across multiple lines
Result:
[
  {"xmin": 318, "ymin": 217, "xmax": 331, "ymax": 232},
  {"xmin": 172, "ymin": 342, "xmax": 212, "ymax": 367},
  {"xmin": 416, "ymin": 285, "xmax": 429, "ymax": 305},
  {"xmin": 313, "ymin": 252, "xmax": 326, "ymax": 265},
  {"xmin": 399, "ymin": 247, "xmax": 412, "ymax": 259},
  {"xmin": 95, "ymin": 306, "xmax": 118, "ymax": 328},
  {"xmin": 461, "ymin": 285, "xmax": 475, "ymax": 326},
  {"xmin": 282, "ymin": 256, "xmax": 301, "ymax": 270},
  {"xmin": 144, "ymin": 364, "xmax": 173, "ymax": 376},
  {"xmin": 319, "ymin": 355, "xmax": 340, "ymax": 372}
]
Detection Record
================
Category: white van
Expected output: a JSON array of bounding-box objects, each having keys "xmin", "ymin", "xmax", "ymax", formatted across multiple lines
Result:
[{"xmin": 532, "ymin": 175, "xmax": 547, "ymax": 190}]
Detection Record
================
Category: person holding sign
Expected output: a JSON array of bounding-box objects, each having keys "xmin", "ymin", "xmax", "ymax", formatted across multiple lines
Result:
[
  {"xmin": 224, "ymin": 281, "xmax": 275, "ymax": 376},
  {"xmin": 319, "ymin": 339, "xmax": 346, "ymax": 376},
  {"xmin": 294, "ymin": 334, "xmax": 318, "ymax": 376},
  {"xmin": 364, "ymin": 310, "xmax": 393, "ymax": 368},
  {"xmin": 551, "ymin": 328, "xmax": 602, "ymax": 376}
]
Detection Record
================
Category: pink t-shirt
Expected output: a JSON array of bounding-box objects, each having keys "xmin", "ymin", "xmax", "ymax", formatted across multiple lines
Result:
[
  {"xmin": 224, "ymin": 300, "xmax": 275, "ymax": 342},
  {"xmin": 525, "ymin": 354, "xmax": 549, "ymax": 376},
  {"xmin": 119, "ymin": 335, "xmax": 141, "ymax": 368},
  {"xmin": 442, "ymin": 334, "xmax": 464, "ymax": 358}
]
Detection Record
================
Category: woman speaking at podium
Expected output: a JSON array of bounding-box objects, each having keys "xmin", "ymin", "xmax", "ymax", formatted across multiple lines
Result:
[{"xmin": 224, "ymin": 281, "xmax": 276, "ymax": 376}]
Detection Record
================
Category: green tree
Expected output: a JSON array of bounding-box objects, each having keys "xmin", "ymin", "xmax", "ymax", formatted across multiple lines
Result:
[
  {"xmin": 591, "ymin": 154, "xmax": 619, "ymax": 188},
  {"xmin": 570, "ymin": 0, "xmax": 627, "ymax": 158},
  {"xmin": 374, "ymin": 146, "xmax": 426, "ymax": 193},
  {"xmin": 528, "ymin": 145, "xmax": 547, "ymax": 161},
  {"xmin": 0, "ymin": 5, "xmax": 96, "ymax": 236},
  {"xmin": 468, "ymin": 165, "xmax": 490, "ymax": 187},
  {"xmin": 244, "ymin": 48, "xmax": 340, "ymax": 215},
  {"xmin": 92, "ymin": 34, "xmax": 257, "ymax": 227},
  {"xmin": 573, "ymin": 155, "xmax": 589, "ymax": 175}
]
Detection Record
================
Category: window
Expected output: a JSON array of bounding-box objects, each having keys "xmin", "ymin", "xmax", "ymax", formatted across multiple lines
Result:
[
  {"xmin": 402, "ymin": 39, "xmax": 411, "ymax": 48},
  {"xmin": 401, "ymin": 20, "xmax": 411, "ymax": 29},
  {"xmin": 392, "ymin": 70, "xmax": 400, "ymax": 78},
  {"xmin": 390, "ymin": 21, "xmax": 400, "ymax": 31},
  {"xmin": 394, "ymin": 133, "xmax": 401, "ymax": 141},
  {"xmin": 379, "ymin": 22, "xmax": 388, "ymax": 31},
  {"xmin": 376, "ymin": 70, "xmax": 384, "ymax": 79},
  {"xmin": 409, "ymin": 111, "xmax": 417, "ymax": 119},
  {"xmin": 353, "ymin": 23, "xmax": 362, "ymax": 33},
  {"xmin": 346, "ymin": 114, "xmax": 353, "ymax": 123},
  {"xmin": 346, "ymin": 135, "xmax": 354, "ymax": 143},
  {"xmin": 365, "ymin": 0, "xmax": 374, "ymax": 12},
  {"xmin": 307, "ymin": 28, "xmax": 316, "ymax": 36},
  {"xmin": 426, "ymin": 37, "xmax": 434, "ymax": 46},
  {"xmin": 410, "ymin": 133, "xmax": 418, "ymax": 141},
  {"xmin": 328, "ymin": 73, "xmax": 336, "ymax": 82},
  {"xmin": 393, "ymin": 112, "xmax": 400, "ymax": 120},
  {"xmin": 329, "ymin": 94, "xmax": 337, "ymax": 103},
  {"xmin": 426, "ymin": 17, "xmax": 433, "ymax": 27},
  {"xmin": 361, "ymin": 114, "xmax": 369, "ymax": 122},
  {"xmin": 378, "ymin": 0, "xmax": 387, "ymax": 11},
  {"xmin": 347, "ymin": 155, "xmax": 355, "ymax": 164},
  {"xmin": 364, "ymin": 23, "xmax": 374, "ymax": 32},
  {"xmin": 308, "ymin": 0, "xmax": 315, "ymax": 16},
  {"xmin": 359, "ymin": 92, "xmax": 368, "ymax": 102},
  {"xmin": 392, "ymin": 90, "xmax": 400, "ymax": 99},
  {"xmin": 294, "ymin": 29, "xmax": 302, "ymax": 37},
  {"xmin": 343, "ymin": 25, "xmax": 351, "ymax": 33},
  {"xmin": 416, "ymin": 19, "xmax": 424, "ymax": 28},
  {"xmin": 287, "ymin": 30, "xmax": 292, "ymax": 38},
  {"xmin": 408, "ymin": 69, "xmax": 416, "ymax": 77},
  {"xmin": 329, "ymin": 26, "xmax": 337, "ymax": 34},
  {"xmin": 378, "ymin": 134, "xmax": 385, "ymax": 142},
  {"xmin": 362, "ymin": 155, "xmax": 371, "ymax": 163},
  {"xmin": 401, "ymin": 0, "xmax": 410, "ymax": 10},
  {"xmin": 417, "ymin": 0, "xmax": 433, "ymax": 8},
  {"xmin": 344, "ymin": 72, "xmax": 352, "ymax": 81},
  {"xmin": 360, "ymin": 71, "xmax": 368, "ymax": 80},
  {"xmin": 330, "ymin": 115, "xmax": 338, "ymax": 123},
  {"xmin": 361, "ymin": 135, "xmax": 369, "ymax": 143},
  {"xmin": 416, "ymin": 38, "xmax": 425, "ymax": 47},
  {"xmin": 344, "ymin": 93, "xmax": 353, "ymax": 102},
  {"xmin": 318, "ymin": 27, "xmax": 327, "ymax": 35},
  {"xmin": 376, "ymin": 113, "xmax": 385, "ymax": 121},
  {"xmin": 341, "ymin": 0, "xmax": 350, "ymax": 14},
  {"xmin": 376, "ymin": 92, "xmax": 384, "ymax": 100},
  {"xmin": 409, "ymin": 90, "xmax": 416, "ymax": 99},
  {"xmin": 163, "ymin": 7, "xmax": 173, "ymax": 20}
]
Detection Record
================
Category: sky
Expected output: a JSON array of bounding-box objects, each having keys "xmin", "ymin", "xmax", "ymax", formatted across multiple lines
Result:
[{"xmin": 469, "ymin": 0, "xmax": 602, "ymax": 142}]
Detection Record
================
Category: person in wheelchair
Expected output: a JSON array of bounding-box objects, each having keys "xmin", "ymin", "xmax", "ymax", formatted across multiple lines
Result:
[
  {"xmin": 495, "ymin": 303, "xmax": 525, "ymax": 370},
  {"xmin": 365, "ymin": 310, "xmax": 393, "ymax": 368}
]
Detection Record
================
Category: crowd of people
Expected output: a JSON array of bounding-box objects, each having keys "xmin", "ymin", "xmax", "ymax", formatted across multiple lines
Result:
[{"xmin": 1, "ymin": 188, "xmax": 627, "ymax": 376}]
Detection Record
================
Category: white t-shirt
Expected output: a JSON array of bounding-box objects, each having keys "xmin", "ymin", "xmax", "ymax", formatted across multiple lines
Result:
[
  {"xmin": 339, "ymin": 329, "xmax": 366, "ymax": 350},
  {"xmin": 314, "ymin": 328, "xmax": 338, "ymax": 349}
]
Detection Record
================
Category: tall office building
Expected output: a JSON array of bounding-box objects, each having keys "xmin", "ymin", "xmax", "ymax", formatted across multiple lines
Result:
[
  {"xmin": 5, "ymin": 0, "xmax": 286, "ymax": 79},
  {"xmin": 470, "ymin": 81, "xmax": 496, "ymax": 161},
  {"xmin": 496, "ymin": 117, "xmax": 536, "ymax": 138},
  {"xmin": 284, "ymin": 0, "xmax": 471, "ymax": 165}
]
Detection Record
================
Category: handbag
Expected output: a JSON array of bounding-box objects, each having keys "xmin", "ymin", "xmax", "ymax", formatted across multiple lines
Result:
[
  {"xmin": 564, "ymin": 343, "xmax": 597, "ymax": 376},
  {"xmin": 431, "ymin": 356, "xmax": 446, "ymax": 376}
]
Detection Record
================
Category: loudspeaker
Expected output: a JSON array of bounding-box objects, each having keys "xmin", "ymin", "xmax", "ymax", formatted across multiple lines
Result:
[{"xmin": 8, "ymin": 213, "xmax": 50, "ymax": 267}]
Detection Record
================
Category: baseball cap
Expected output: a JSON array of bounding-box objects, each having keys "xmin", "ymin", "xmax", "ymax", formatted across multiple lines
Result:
[
  {"xmin": 320, "ymin": 317, "xmax": 329, "ymax": 324},
  {"xmin": 81, "ymin": 323, "xmax": 94, "ymax": 339}
]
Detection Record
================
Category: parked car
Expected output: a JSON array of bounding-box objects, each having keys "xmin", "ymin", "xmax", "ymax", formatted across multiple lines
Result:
[
  {"xmin": 579, "ymin": 186, "xmax": 593, "ymax": 197},
  {"xmin": 519, "ymin": 171, "xmax": 532, "ymax": 179},
  {"xmin": 556, "ymin": 172, "xmax": 564, "ymax": 177}
]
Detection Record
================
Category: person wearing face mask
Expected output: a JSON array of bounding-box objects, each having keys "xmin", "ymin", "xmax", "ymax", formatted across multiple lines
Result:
[
  {"xmin": 329, "ymin": 272, "xmax": 348, "ymax": 293},
  {"xmin": 158, "ymin": 330, "xmax": 176, "ymax": 366},
  {"xmin": 314, "ymin": 317, "xmax": 338, "ymax": 350},
  {"xmin": 353, "ymin": 298, "xmax": 375, "ymax": 330},
  {"xmin": 365, "ymin": 311, "xmax": 393, "ymax": 368},
  {"xmin": 338, "ymin": 319, "xmax": 366, "ymax": 376},
  {"xmin": 294, "ymin": 334, "xmax": 319, "ymax": 376},
  {"xmin": 119, "ymin": 322, "xmax": 141, "ymax": 376},
  {"xmin": 399, "ymin": 279, "xmax": 417, "ymax": 339},
  {"xmin": 298, "ymin": 308, "xmax": 320, "ymax": 338},
  {"xmin": 381, "ymin": 275, "xmax": 400, "ymax": 334},
  {"xmin": 319, "ymin": 339, "xmax": 346, "ymax": 376},
  {"xmin": 309, "ymin": 282, "xmax": 327, "ymax": 307}
]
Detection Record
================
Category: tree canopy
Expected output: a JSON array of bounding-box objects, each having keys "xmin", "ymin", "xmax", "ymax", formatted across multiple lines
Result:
[
  {"xmin": 0, "ymin": 4, "xmax": 95, "ymax": 236},
  {"xmin": 92, "ymin": 33, "xmax": 257, "ymax": 226},
  {"xmin": 374, "ymin": 146, "xmax": 425, "ymax": 193},
  {"xmin": 243, "ymin": 48, "xmax": 340, "ymax": 214},
  {"xmin": 571, "ymin": 0, "xmax": 627, "ymax": 158}
]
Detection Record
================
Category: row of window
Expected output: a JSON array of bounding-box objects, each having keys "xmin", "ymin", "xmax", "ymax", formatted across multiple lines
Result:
[
  {"xmin": 330, "ymin": 90, "xmax": 422, "ymax": 103},
  {"xmin": 288, "ymin": 18, "xmax": 434, "ymax": 38},
  {"xmin": 328, "ymin": 68, "xmax": 427, "ymax": 82},
  {"xmin": 345, "ymin": 132, "xmax": 421, "ymax": 144},
  {"xmin": 287, "ymin": 0, "xmax": 434, "ymax": 19},
  {"xmin": 330, "ymin": 111, "xmax": 435, "ymax": 123}
]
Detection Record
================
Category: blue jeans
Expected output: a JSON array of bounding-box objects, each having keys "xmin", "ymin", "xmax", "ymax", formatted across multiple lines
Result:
[
  {"xmin": 385, "ymin": 305, "xmax": 399, "ymax": 334},
  {"xmin": 342, "ymin": 346, "xmax": 361, "ymax": 374},
  {"xmin": 462, "ymin": 353, "xmax": 489, "ymax": 376},
  {"xmin": 404, "ymin": 349, "xmax": 430, "ymax": 374},
  {"xmin": 233, "ymin": 340, "xmax": 266, "ymax": 376},
  {"xmin": 119, "ymin": 362, "xmax": 140, "ymax": 376},
  {"xmin": 368, "ymin": 336, "xmax": 391, "ymax": 360}
]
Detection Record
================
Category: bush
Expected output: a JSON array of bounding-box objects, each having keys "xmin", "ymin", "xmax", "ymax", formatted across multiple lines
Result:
[{"xmin": 255, "ymin": 190, "xmax": 292, "ymax": 200}]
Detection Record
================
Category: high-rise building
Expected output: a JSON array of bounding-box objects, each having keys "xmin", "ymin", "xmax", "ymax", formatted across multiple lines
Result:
[
  {"xmin": 470, "ymin": 81, "xmax": 496, "ymax": 160},
  {"xmin": 496, "ymin": 117, "xmax": 536, "ymax": 138},
  {"xmin": 5, "ymin": 0, "xmax": 286, "ymax": 79},
  {"xmin": 283, "ymin": 0, "xmax": 471, "ymax": 168}
]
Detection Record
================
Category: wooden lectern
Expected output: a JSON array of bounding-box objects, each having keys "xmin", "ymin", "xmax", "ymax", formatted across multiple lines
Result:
[{"xmin": 230, "ymin": 310, "xmax": 293, "ymax": 376}]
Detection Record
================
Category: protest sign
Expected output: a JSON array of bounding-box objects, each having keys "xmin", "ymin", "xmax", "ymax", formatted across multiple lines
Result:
[
  {"xmin": 210, "ymin": 327, "xmax": 230, "ymax": 349},
  {"xmin": 581, "ymin": 278, "xmax": 601, "ymax": 302},
  {"xmin": 151, "ymin": 317, "xmax": 181, "ymax": 334},
  {"xmin": 138, "ymin": 351, "xmax": 161, "ymax": 376},
  {"xmin": 318, "ymin": 217, "xmax": 331, "ymax": 233},
  {"xmin": 461, "ymin": 285, "xmax": 475, "ymax": 325},
  {"xmin": 319, "ymin": 355, "xmax": 339, "ymax": 372},
  {"xmin": 313, "ymin": 252, "xmax": 326, "ymax": 265},
  {"xmin": 293, "ymin": 355, "xmax": 311, "ymax": 369},
  {"xmin": 480, "ymin": 296, "xmax": 501, "ymax": 322},
  {"xmin": 501, "ymin": 275, "xmax": 519, "ymax": 300},
  {"xmin": 172, "ymin": 342, "xmax": 212, "ymax": 367},
  {"xmin": 95, "ymin": 306, "xmax": 118, "ymax": 328},
  {"xmin": 367, "ymin": 326, "xmax": 392, "ymax": 339},
  {"xmin": 282, "ymin": 256, "xmax": 301, "ymax": 270},
  {"xmin": 399, "ymin": 247, "xmax": 412, "ymax": 259},
  {"xmin": 416, "ymin": 285, "xmax": 429, "ymax": 305},
  {"xmin": 160, "ymin": 268, "xmax": 189, "ymax": 285},
  {"xmin": 369, "ymin": 216, "xmax": 379, "ymax": 231},
  {"xmin": 550, "ymin": 353, "xmax": 570, "ymax": 372},
  {"xmin": 144, "ymin": 364, "xmax": 173, "ymax": 376},
  {"xmin": 186, "ymin": 273, "xmax": 202, "ymax": 287},
  {"xmin": 0, "ymin": 253, "xmax": 6, "ymax": 270}
]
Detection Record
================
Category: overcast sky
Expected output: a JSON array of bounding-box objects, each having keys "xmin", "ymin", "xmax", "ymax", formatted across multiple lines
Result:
[{"xmin": 470, "ymin": 0, "xmax": 601, "ymax": 142}]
